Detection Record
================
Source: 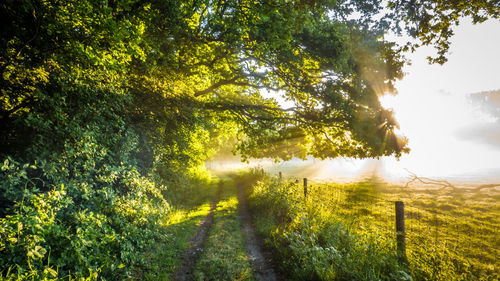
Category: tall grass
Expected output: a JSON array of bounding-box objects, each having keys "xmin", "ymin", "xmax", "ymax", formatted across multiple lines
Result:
[
  {"xmin": 247, "ymin": 176, "xmax": 410, "ymax": 280},
  {"xmin": 247, "ymin": 174, "xmax": 499, "ymax": 281}
]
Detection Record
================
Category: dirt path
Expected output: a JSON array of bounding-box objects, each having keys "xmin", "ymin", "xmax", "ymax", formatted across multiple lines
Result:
[
  {"xmin": 173, "ymin": 183, "xmax": 222, "ymax": 281},
  {"xmin": 237, "ymin": 181, "xmax": 281, "ymax": 281}
]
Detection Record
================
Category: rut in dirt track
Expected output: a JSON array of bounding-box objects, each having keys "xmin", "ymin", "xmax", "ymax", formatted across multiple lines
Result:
[
  {"xmin": 237, "ymin": 181, "xmax": 282, "ymax": 281},
  {"xmin": 173, "ymin": 183, "xmax": 222, "ymax": 281}
]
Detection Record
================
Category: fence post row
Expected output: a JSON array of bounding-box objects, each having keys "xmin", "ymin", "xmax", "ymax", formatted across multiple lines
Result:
[
  {"xmin": 274, "ymin": 172, "xmax": 407, "ymax": 262},
  {"xmin": 279, "ymin": 171, "xmax": 407, "ymax": 263},
  {"xmin": 303, "ymin": 178, "xmax": 308, "ymax": 198},
  {"xmin": 395, "ymin": 201, "xmax": 407, "ymax": 263}
]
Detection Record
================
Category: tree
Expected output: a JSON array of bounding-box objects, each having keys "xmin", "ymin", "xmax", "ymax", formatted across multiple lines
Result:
[
  {"xmin": 2, "ymin": 0, "xmax": 499, "ymax": 166},
  {"xmin": 130, "ymin": 0, "xmax": 410, "ymax": 160}
]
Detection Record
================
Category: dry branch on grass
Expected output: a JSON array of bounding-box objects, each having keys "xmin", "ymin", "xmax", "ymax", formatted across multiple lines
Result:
[
  {"xmin": 403, "ymin": 169, "xmax": 500, "ymax": 192},
  {"xmin": 404, "ymin": 169, "xmax": 456, "ymax": 189}
]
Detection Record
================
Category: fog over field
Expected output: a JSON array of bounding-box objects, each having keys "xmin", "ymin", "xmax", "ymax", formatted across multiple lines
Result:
[{"xmin": 208, "ymin": 156, "xmax": 500, "ymax": 185}]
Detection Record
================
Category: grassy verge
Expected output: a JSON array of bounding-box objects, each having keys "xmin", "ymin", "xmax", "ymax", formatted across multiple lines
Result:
[
  {"xmin": 131, "ymin": 178, "xmax": 219, "ymax": 281},
  {"xmin": 193, "ymin": 177, "xmax": 255, "ymax": 281},
  {"xmin": 247, "ymin": 175, "xmax": 411, "ymax": 281},
  {"xmin": 247, "ymin": 173, "xmax": 499, "ymax": 281}
]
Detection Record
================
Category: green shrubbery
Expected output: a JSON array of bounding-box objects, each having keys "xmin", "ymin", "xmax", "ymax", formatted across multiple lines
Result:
[
  {"xmin": 247, "ymin": 176, "xmax": 411, "ymax": 281},
  {"xmin": 0, "ymin": 81, "xmax": 218, "ymax": 279},
  {"xmin": 0, "ymin": 152, "xmax": 219, "ymax": 280},
  {"xmin": 1, "ymin": 157, "xmax": 164, "ymax": 279}
]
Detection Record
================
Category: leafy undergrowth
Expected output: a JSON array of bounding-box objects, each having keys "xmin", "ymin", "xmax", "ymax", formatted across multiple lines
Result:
[
  {"xmin": 0, "ymin": 158, "xmax": 218, "ymax": 280},
  {"xmin": 194, "ymin": 177, "xmax": 254, "ymax": 281},
  {"xmin": 248, "ymin": 173, "xmax": 499, "ymax": 281}
]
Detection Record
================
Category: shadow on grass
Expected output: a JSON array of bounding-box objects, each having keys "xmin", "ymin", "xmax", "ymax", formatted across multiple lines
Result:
[
  {"xmin": 136, "ymin": 175, "xmax": 241, "ymax": 280},
  {"xmin": 134, "ymin": 205, "xmax": 211, "ymax": 281}
]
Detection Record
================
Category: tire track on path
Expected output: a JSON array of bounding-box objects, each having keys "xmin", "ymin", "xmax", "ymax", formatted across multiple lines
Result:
[
  {"xmin": 173, "ymin": 182, "xmax": 222, "ymax": 281},
  {"xmin": 237, "ymin": 181, "xmax": 281, "ymax": 281}
]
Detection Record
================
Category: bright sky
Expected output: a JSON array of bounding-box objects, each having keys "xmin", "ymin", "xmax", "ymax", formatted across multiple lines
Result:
[
  {"xmin": 378, "ymin": 18, "xmax": 500, "ymax": 181},
  {"xmin": 269, "ymin": 19, "xmax": 500, "ymax": 183}
]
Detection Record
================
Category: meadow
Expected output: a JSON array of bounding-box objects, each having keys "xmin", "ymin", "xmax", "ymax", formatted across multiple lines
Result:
[{"xmin": 248, "ymin": 171, "xmax": 499, "ymax": 281}]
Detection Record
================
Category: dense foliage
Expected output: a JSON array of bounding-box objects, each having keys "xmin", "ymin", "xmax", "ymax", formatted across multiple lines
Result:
[
  {"xmin": 1, "ymin": 0, "xmax": 414, "ymax": 166},
  {"xmin": 1, "ymin": 0, "xmax": 499, "ymax": 279}
]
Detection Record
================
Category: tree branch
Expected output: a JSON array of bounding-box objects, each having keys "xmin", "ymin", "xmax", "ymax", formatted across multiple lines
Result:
[
  {"xmin": 194, "ymin": 77, "xmax": 238, "ymax": 97},
  {"xmin": 193, "ymin": 77, "xmax": 285, "ymax": 97},
  {"xmin": 404, "ymin": 169, "xmax": 456, "ymax": 189}
]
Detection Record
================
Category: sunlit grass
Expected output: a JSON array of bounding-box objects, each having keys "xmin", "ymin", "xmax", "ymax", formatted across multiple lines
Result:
[
  {"xmin": 194, "ymin": 180, "xmax": 255, "ymax": 281},
  {"xmin": 164, "ymin": 204, "xmax": 212, "ymax": 226},
  {"xmin": 307, "ymin": 179, "xmax": 499, "ymax": 280},
  {"xmin": 248, "ymin": 172, "xmax": 499, "ymax": 280},
  {"xmin": 133, "ymin": 181, "xmax": 219, "ymax": 280},
  {"xmin": 130, "ymin": 203, "xmax": 213, "ymax": 280}
]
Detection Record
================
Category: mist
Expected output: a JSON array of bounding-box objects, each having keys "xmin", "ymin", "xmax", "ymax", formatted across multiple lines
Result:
[
  {"xmin": 209, "ymin": 20, "xmax": 500, "ymax": 186},
  {"xmin": 457, "ymin": 90, "xmax": 500, "ymax": 148}
]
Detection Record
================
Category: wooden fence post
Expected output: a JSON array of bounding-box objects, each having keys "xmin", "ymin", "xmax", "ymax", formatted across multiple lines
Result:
[
  {"xmin": 395, "ymin": 201, "xmax": 407, "ymax": 263},
  {"xmin": 303, "ymin": 178, "xmax": 308, "ymax": 198},
  {"xmin": 279, "ymin": 171, "xmax": 282, "ymax": 181}
]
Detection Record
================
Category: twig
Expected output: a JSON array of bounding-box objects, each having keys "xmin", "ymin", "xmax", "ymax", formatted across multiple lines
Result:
[
  {"xmin": 403, "ymin": 169, "xmax": 500, "ymax": 192},
  {"xmin": 404, "ymin": 169, "xmax": 456, "ymax": 189}
]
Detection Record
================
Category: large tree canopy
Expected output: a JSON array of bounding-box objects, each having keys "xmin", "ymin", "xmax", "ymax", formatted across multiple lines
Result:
[{"xmin": 1, "ymin": 0, "xmax": 499, "ymax": 166}]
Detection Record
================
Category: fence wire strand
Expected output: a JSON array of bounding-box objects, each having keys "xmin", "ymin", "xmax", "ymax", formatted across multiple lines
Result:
[{"xmin": 271, "ymin": 174, "xmax": 499, "ymax": 277}]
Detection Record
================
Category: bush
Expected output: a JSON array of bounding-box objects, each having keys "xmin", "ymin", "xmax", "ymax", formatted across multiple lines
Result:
[{"xmin": 0, "ymin": 154, "xmax": 174, "ymax": 280}]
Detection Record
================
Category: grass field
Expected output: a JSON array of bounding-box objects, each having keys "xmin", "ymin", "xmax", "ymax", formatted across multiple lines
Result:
[{"xmin": 248, "ymin": 172, "xmax": 499, "ymax": 280}]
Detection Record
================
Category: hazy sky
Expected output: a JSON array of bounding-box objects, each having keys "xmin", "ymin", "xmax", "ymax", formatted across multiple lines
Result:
[
  {"xmin": 264, "ymin": 18, "xmax": 500, "ymax": 183},
  {"xmin": 377, "ymin": 18, "xmax": 500, "ymax": 180},
  {"xmin": 251, "ymin": 18, "xmax": 500, "ymax": 182}
]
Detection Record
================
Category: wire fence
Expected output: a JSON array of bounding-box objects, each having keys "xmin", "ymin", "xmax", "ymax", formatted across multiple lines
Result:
[{"xmin": 272, "ymin": 172, "xmax": 500, "ymax": 276}]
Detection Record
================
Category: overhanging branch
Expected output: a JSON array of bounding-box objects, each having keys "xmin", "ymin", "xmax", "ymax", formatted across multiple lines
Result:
[{"xmin": 194, "ymin": 77, "xmax": 285, "ymax": 97}]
